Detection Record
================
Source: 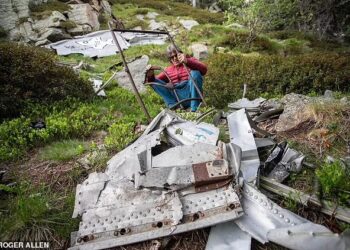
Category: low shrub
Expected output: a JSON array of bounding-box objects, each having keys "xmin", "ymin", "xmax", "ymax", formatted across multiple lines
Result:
[
  {"xmin": 316, "ymin": 160, "xmax": 350, "ymax": 204},
  {"xmin": 60, "ymin": 20, "xmax": 77, "ymax": 30},
  {"xmin": 205, "ymin": 52, "xmax": 350, "ymax": 108},
  {"xmin": 0, "ymin": 43, "xmax": 94, "ymax": 119},
  {"xmin": 216, "ymin": 29, "xmax": 279, "ymax": 53},
  {"xmin": 29, "ymin": 0, "xmax": 70, "ymax": 13},
  {"xmin": 124, "ymin": 19, "xmax": 148, "ymax": 30}
]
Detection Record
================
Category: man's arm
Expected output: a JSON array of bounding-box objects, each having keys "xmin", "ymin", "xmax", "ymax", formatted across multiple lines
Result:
[{"xmin": 185, "ymin": 57, "xmax": 207, "ymax": 75}]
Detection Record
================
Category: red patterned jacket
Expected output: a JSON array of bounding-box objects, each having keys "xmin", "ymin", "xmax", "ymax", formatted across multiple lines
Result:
[{"xmin": 148, "ymin": 56, "xmax": 207, "ymax": 85}]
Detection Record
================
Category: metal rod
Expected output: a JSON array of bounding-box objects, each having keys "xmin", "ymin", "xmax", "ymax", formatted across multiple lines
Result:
[
  {"xmin": 112, "ymin": 28, "xmax": 169, "ymax": 35},
  {"xmin": 166, "ymin": 29, "xmax": 207, "ymax": 106},
  {"xmin": 109, "ymin": 22, "xmax": 152, "ymax": 122}
]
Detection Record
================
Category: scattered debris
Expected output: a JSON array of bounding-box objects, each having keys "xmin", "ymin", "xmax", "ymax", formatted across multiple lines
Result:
[{"xmin": 70, "ymin": 99, "xmax": 350, "ymax": 249}]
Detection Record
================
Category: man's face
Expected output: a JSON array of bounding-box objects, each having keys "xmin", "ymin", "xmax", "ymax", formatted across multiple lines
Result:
[{"xmin": 169, "ymin": 52, "xmax": 179, "ymax": 65}]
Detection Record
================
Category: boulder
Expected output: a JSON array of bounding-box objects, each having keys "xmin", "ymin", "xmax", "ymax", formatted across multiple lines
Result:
[
  {"xmin": 37, "ymin": 27, "xmax": 71, "ymax": 42},
  {"xmin": 114, "ymin": 55, "xmax": 149, "ymax": 93},
  {"xmin": 32, "ymin": 11, "xmax": 66, "ymax": 32},
  {"xmin": 190, "ymin": 43, "xmax": 208, "ymax": 60},
  {"xmin": 67, "ymin": 4, "xmax": 100, "ymax": 35},
  {"xmin": 275, "ymin": 93, "xmax": 313, "ymax": 132},
  {"xmin": 149, "ymin": 19, "xmax": 166, "ymax": 31},
  {"xmin": 146, "ymin": 12, "xmax": 159, "ymax": 19},
  {"xmin": 0, "ymin": 0, "xmax": 30, "ymax": 32},
  {"xmin": 179, "ymin": 19, "xmax": 199, "ymax": 30}
]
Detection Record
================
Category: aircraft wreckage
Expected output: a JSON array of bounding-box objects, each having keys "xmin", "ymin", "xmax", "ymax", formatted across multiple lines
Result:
[{"xmin": 69, "ymin": 109, "xmax": 350, "ymax": 250}]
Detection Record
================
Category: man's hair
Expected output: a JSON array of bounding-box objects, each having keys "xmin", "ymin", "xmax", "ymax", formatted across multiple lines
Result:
[{"xmin": 166, "ymin": 44, "xmax": 182, "ymax": 57}]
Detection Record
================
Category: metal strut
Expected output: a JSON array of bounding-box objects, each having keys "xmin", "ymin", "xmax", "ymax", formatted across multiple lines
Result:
[{"xmin": 108, "ymin": 22, "xmax": 152, "ymax": 122}]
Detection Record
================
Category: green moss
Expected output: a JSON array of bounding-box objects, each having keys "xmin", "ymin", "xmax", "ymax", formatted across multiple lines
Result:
[
  {"xmin": 124, "ymin": 19, "xmax": 148, "ymax": 30},
  {"xmin": 60, "ymin": 20, "xmax": 77, "ymax": 30}
]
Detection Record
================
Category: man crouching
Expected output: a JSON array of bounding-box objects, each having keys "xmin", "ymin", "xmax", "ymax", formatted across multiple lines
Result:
[{"xmin": 146, "ymin": 45, "xmax": 207, "ymax": 112}]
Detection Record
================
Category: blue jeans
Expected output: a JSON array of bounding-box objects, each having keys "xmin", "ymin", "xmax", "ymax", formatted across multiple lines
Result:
[{"xmin": 152, "ymin": 70, "xmax": 203, "ymax": 112}]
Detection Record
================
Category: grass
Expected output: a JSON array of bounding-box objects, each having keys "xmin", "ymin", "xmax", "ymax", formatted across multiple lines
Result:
[
  {"xmin": 38, "ymin": 139, "xmax": 88, "ymax": 162},
  {"xmin": 0, "ymin": 183, "xmax": 79, "ymax": 246}
]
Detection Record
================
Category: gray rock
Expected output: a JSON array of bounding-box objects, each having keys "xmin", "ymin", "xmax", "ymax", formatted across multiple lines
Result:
[
  {"xmin": 35, "ymin": 38, "xmax": 49, "ymax": 46},
  {"xmin": 324, "ymin": 90, "xmax": 334, "ymax": 99},
  {"xmin": 275, "ymin": 93, "xmax": 313, "ymax": 132},
  {"xmin": 146, "ymin": 12, "xmax": 159, "ymax": 19},
  {"xmin": 67, "ymin": 4, "xmax": 100, "ymax": 35},
  {"xmin": 148, "ymin": 19, "xmax": 166, "ymax": 31},
  {"xmin": 190, "ymin": 43, "xmax": 208, "ymax": 60},
  {"xmin": 136, "ymin": 14, "xmax": 144, "ymax": 21},
  {"xmin": 38, "ymin": 27, "xmax": 71, "ymax": 42},
  {"xmin": 114, "ymin": 55, "xmax": 149, "ymax": 93},
  {"xmin": 32, "ymin": 11, "xmax": 66, "ymax": 32},
  {"xmin": 179, "ymin": 19, "xmax": 199, "ymax": 30},
  {"xmin": 340, "ymin": 96, "xmax": 348, "ymax": 104},
  {"xmin": 0, "ymin": 0, "xmax": 30, "ymax": 32}
]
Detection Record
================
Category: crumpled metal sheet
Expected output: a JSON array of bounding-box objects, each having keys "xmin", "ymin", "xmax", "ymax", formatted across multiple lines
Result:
[
  {"xmin": 48, "ymin": 30, "xmax": 130, "ymax": 57},
  {"xmin": 48, "ymin": 30, "xmax": 167, "ymax": 57},
  {"xmin": 70, "ymin": 110, "xmax": 243, "ymax": 250},
  {"xmin": 264, "ymin": 143, "xmax": 305, "ymax": 183},
  {"xmin": 267, "ymin": 223, "xmax": 350, "ymax": 250},
  {"xmin": 227, "ymin": 109, "xmax": 259, "ymax": 183},
  {"xmin": 228, "ymin": 97, "xmax": 266, "ymax": 111},
  {"xmin": 206, "ymin": 222, "xmax": 251, "ymax": 250}
]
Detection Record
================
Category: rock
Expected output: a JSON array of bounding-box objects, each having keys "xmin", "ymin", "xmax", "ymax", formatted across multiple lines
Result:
[
  {"xmin": 35, "ymin": 38, "xmax": 49, "ymax": 46},
  {"xmin": 190, "ymin": 43, "xmax": 208, "ymax": 61},
  {"xmin": 179, "ymin": 19, "xmax": 199, "ymax": 30},
  {"xmin": 146, "ymin": 12, "xmax": 159, "ymax": 19},
  {"xmin": 208, "ymin": 2, "xmax": 222, "ymax": 13},
  {"xmin": 67, "ymin": 4, "xmax": 100, "ymax": 35},
  {"xmin": 340, "ymin": 96, "xmax": 348, "ymax": 104},
  {"xmin": 136, "ymin": 14, "xmax": 144, "ymax": 21},
  {"xmin": 38, "ymin": 27, "xmax": 71, "ymax": 42},
  {"xmin": 114, "ymin": 55, "xmax": 149, "ymax": 93},
  {"xmin": 149, "ymin": 19, "xmax": 166, "ymax": 31},
  {"xmin": 101, "ymin": 0, "xmax": 112, "ymax": 15},
  {"xmin": 0, "ymin": 0, "xmax": 30, "ymax": 32},
  {"xmin": 324, "ymin": 90, "xmax": 334, "ymax": 99},
  {"xmin": 32, "ymin": 11, "xmax": 66, "ymax": 32},
  {"xmin": 275, "ymin": 93, "xmax": 313, "ymax": 132},
  {"xmin": 77, "ymin": 147, "xmax": 108, "ymax": 170},
  {"xmin": 18, "ymin": 21, "xmax": 38, "ymax": 42}
]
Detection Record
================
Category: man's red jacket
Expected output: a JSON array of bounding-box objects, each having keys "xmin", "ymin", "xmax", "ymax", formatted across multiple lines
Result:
[{"xmin": 148, "ymin": 56, "xmax": 207, "ymax": 85}]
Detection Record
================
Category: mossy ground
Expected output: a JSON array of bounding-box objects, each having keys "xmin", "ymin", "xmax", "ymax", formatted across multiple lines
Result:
[{"xmin": 1, "ymin": 0, "xmax": 350, "ymax": 247}]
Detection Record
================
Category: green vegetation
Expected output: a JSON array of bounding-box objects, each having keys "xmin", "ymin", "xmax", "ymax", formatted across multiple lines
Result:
[
  {"xmin": 60, "ymin": 20, "xmax": 77, "ymax": 30},
  {"xmin": 205, "ymin": 52, "xmax": 350, "ymax": 108},
  {"xmin": 316, "ymin": 160, "xmax": 350, "ymax": 205},
  {"xmin": 38, "ymin": 139, "xmax": 88, "ymax": 162},
  {"xmin": 0, "ymin": 43, "xmax": 94, "ymax": 119},
  {"xmin": 29, "ymin": 0, "xmax": 71, "ymax": 14},
  {"xmin": 111, "ymin": 0, "xmax": 225, "ymax": 24},
  {"xmin": 0, "ymin": 183, "xmax": 78, "ymax": 245}
]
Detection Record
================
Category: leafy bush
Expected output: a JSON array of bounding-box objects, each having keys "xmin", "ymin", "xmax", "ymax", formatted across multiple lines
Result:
[
  {"xmin": 105, "ymin": 121, "xmax": 137, "ymax": 151},
  {"xmin": 205, "ymin": 52, "xmax": 350, "ymax": 108},
  {"xmin": 316, "ymin": 160, "xmax": 350, "ymax": 204},
  {"xmin": 216, "ymin": 29, "xmax": 279, "ymax": 53},
  {"xmin": 0, "ymin": 43, "xmax": 94, "ymax": 119}
]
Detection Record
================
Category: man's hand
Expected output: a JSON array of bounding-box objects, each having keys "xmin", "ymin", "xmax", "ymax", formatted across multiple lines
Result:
[
  {"xmin": 146, "ymin": 65, "xmax": 161, "ymax": 78},
  {"xmin": 177, "ymin": 53, "xmax": 187, "ymax": 64}
]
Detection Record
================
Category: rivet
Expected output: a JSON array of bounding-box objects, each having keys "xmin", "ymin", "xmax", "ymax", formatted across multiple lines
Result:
[
  {"xmin": 273, "ymin": 209, "xmax": 278, "ymax": 214},
  {"xmin": 285, "ymin": 218, "xmax": 290, "ymax": 223},
  {"xmin": 291, "ymin": 223, "xmax": 295, "ymax": 226},
  {"xmin": 254, "ymin": 195, "xmax": 258, "ymax": 199},
  {"xmin": 279, "ymin": 214, "xmax": 284, "ymax": 218},
  {"xmin": 249, "ymin": 192, "xmax": 253, "ymax": 196},
  {"xmin": 263, "ymin": 202, "xmax": 267, "ymax": 206}
]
